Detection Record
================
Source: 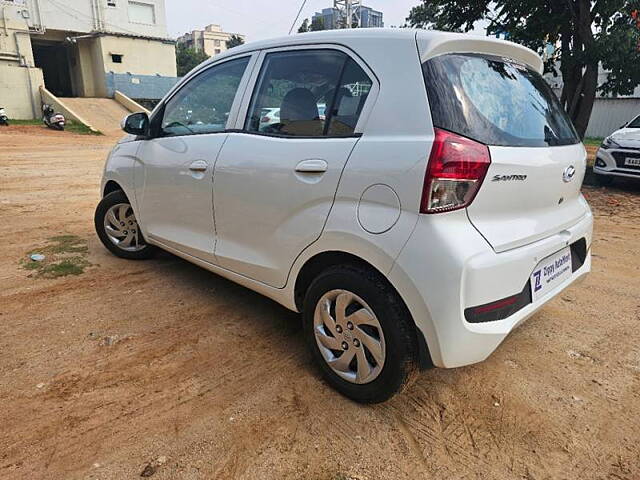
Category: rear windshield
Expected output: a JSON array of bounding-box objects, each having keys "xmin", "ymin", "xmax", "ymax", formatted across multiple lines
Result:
[{"xmin": 422, "ymin": 53, "xmax": 579, "ymax": 147}]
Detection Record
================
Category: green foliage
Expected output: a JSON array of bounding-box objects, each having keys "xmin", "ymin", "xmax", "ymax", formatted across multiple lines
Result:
[
  {"xmin": 311, "ymin": 17, "xmax": 326, "ymax": 31},
  {"xmin": 10, "ymin": 119, "xmax": 101, "ymax": 135},
  {"xmin": 226, "ymin": 34, "xmax": 245, "ymax": 49},
  {"xmin": 298, "ymin": 18, "xmax": 310, "ymax": 33},
  {"xmin": 176, "ymin": 44, "xmax": 209, "ymax": 77},
  {"xmin": 406, "ymin": 1, "xmax": 640, "ymax": 138},
  {"xmin": 21, "ymin": 235, "xmax": 91, "ymax": 279},
  {"xmin": 584, "ymin": 137, "xmax": 604, "ymax": 146}
]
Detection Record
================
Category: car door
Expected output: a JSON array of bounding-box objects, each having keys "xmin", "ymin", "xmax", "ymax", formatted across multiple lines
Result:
[
  {"xmin": 134, "ymin": 55, "xmax": 254, "ymax": 263},
  {"xmin": 213, "ymin": 47, "xmax": 376, "ymax": 287}
]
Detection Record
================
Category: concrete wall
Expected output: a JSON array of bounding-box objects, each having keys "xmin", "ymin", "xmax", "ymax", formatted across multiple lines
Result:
[
  {"xmin": 115, "ymin": 90, "xmax": 150, "ymax": 114},
  {"xmin": 0, "ymin": 64, "xmax": 43, "ymax": 119},
  {"xmin": 24, "ymin": 0, "xmax": 170, "ymax": 39},
  {"xmin": 586, "ymin": 98, "xmax": 640, "ymax": 138},
  {"xmin": 0, "ymin": 2, "xmax": 44, "ymax": 119}
]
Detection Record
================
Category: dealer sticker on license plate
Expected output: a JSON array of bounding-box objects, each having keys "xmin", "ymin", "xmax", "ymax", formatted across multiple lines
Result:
[
  {"xmin": 625, "ymin": 157, "xmax": 640, "ymax": 167},
  {"xmin": 531, "ymin": 247, "xmax": 572, "ymax": 302}
]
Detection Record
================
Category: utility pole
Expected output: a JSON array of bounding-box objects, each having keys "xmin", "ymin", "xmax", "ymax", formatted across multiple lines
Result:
[{"xmin": 334, "ymin": 0, "xmax": 361, "ymax": 29}]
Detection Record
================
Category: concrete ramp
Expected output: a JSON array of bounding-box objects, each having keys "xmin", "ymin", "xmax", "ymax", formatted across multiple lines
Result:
[{"xmin": 61, "ymin": 98, "xmax": 132, "ymax": 137}]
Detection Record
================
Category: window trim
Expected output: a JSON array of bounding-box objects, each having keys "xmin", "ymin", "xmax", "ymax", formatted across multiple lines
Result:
[
  {"xmin": 231, "ymin": 44, "xmax": 379, "ymax": 140},
  {"xmin": 147, "ymin": 52, "xmax": 258, "ymax": 140}
]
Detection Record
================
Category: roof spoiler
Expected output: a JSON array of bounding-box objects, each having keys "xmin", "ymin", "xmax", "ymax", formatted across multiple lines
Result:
[{"xmin": 416, "ymin": 31, "xmax": 543, "ymax": 74}]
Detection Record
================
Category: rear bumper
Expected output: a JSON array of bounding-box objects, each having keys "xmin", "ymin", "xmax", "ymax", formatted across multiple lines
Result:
[{"xmin": 389, "ymin": 208, "xmax": 593, "ymax": 368}]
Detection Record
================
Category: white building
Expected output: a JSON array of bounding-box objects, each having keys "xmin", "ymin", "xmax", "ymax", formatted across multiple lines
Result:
[
  {"xmin": 177, "ymin": 24, "xmax": 244, "ymax": 57},
  {"xmin": 0, "ymin": 0, "xmax": 176, "ymax": 119}
]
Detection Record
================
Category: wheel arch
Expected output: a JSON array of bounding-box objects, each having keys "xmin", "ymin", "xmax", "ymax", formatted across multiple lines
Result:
[
  {"xmin": 293, "ymin": 249, "xmax": 434, "ymax": 370},
  {"xmin": 103, "ymin": 180, "xmax": 123, "ymax": 197}
]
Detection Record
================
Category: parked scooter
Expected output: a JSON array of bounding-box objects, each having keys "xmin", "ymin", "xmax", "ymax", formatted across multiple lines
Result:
[
  {"xmin": 42, "ymin": 104, "xmax": 65, "ymax": 131},
  {"xmin": 0, "ymin": 106, "xmax": 8, "ymax": 126}
]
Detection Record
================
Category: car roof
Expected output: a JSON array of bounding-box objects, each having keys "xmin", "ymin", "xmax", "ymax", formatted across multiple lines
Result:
[{"xmin": 202, "ymin": 28, "xmax": 542, "ymax": 73}]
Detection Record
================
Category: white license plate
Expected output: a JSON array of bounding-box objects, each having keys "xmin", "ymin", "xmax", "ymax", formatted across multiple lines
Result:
[
  {"xmin": 625, "ymin": 157, "xmax": 640, "ymax": 166},
  {"xmin": 531, "ymin": 247, "xmax": 572, "ymax": 302}
]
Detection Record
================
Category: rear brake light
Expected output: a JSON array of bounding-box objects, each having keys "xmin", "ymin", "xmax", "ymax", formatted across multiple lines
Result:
[
  {"xmin": 261, "ymin": 116, "xmax": 270, "ymax": 123},
  {"xmin": 421, "ymin": 128, "xmax": 491, "ymax": 214}
]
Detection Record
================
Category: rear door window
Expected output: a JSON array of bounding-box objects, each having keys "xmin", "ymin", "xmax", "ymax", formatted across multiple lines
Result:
[
  {"xmin": 422, "ymin": 53, "xmax": 579, "ymax": 147},
  {"xmin": 245, "ymin": 49, "xmax": 372, "ymax": 137}
]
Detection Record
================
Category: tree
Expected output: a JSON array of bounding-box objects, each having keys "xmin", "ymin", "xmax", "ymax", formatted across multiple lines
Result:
[
  {"xmin": 298, "ymin": 18, "xmax": 310, "ymax": 33},
  {"xmin": 226, "ymin": 34, "xmax": 245, "ymax": 49},
  {"xmin": 406, "ymin": 1, "xmax": 640, "ymax": 139},
  {"xmin": 311, "ymin": 17, "xmax": 325, "ymax": 31},
  {"xmin": 176, "ymin": 44, "xmax": 209, "ymax": 77}
]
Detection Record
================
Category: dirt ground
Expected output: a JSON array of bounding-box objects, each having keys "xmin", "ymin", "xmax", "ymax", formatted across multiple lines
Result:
[{"xmin": 1, "ymin": 125, "xmax": 639, "ymax": 480}]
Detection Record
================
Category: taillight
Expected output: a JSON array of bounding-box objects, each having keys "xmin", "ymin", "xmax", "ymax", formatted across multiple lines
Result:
[
  {"xmin": 421, "ymin": 128, "xmax": 491, "ymax": 214},
  {"xmin": 261, "ymin": 116, "xmax": 270, "ymax": 123}
]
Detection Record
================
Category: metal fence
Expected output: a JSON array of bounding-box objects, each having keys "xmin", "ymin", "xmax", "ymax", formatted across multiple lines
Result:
[
  {"xmin": 105, "ymin": 72, "xmax": 182, "ymax": 102},
  {"xmin": 586, "ymin": 98, "xmax": 640, "ymax": 138}
]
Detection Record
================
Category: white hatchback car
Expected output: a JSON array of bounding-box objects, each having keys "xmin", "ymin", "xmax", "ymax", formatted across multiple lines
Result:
[
  {"xmin": 96, "ymin": 29, "xmax": 593, "ymax": 403},
  {"xmin": 594, "ymin": 114, "xmax": 640, "ymax": 185}
]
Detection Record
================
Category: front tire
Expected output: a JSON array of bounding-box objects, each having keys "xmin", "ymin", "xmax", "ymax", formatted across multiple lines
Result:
[
  {"xmin": 303, "ymin": 264, "xmax": 418, "ymax": 403},
  {"xmin": 95, "ymin": 190, "xmax": 156, "ymax": 260}
]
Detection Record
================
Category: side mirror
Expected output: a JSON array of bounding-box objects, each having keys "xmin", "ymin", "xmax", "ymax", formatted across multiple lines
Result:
[{"xmin": 121, "ymin": 112, "xmax": 149, "ymax": 136}]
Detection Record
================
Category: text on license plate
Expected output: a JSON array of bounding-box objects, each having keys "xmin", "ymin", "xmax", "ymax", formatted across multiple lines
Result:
[
  {"xmin": 531, "ymin": 247, "xmax": 572, "ymax": 302},
  {"xmin": 625, "ymin": 157, "xmax": 640, "ymax": 166}
]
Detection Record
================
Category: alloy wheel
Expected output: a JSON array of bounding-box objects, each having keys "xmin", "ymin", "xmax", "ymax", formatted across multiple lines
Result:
[
  {"xmin": 313, "ymin": 289, "xmax": 386, "ymax": 384},
  {"xmin": 103, "ymin": 203, "xmax": 146, "ymax": 252}
]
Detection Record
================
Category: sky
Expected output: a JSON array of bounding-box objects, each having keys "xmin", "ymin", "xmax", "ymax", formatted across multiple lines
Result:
[{"xmin": 164, "ymin": 0, "xmax": 425, "ymax": 40}]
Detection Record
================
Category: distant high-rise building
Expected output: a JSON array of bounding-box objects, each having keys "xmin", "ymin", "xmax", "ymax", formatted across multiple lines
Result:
[{"xmin": 312, "ymin": 5, "xmax": 384, "ymax": 30}]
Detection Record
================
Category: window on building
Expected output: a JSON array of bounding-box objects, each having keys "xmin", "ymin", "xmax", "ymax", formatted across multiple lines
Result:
[
  {"xmin": 214, "ymin": 40, "xmax": 221, "ymax": 47},
  {"xmin": 107, "ymin": 0, "xmax": 116, "ymax": 7},
  {"xmin": 215, "ymin": 49, "xmax": 221, "ymax": 55},
  {"xmin": 128, "ymin": 1, "xmax": 155, "ymax": 24},
  {"xmin": 246, "ymin": 49, "xmax": 371, "ymax": 137},
  {"xmin": 161, "ymin": 57, "xmax": 250, "ymax": 137},
  {"xmin": 111, "ymin": 54, "xmax": 123, "ymax": 63}
]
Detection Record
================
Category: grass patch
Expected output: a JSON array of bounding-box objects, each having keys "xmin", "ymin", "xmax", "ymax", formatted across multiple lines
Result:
[
  {"xmin": 21, "ymin": 235, "xmax": 92, "ymax": 279},
  {"xmin": 583, "ymin": 137, "xmax": 604, "ymax": 147},
  {"xmin": 9, "ymin": 119, "xmax": 102, "ymax": 135}
]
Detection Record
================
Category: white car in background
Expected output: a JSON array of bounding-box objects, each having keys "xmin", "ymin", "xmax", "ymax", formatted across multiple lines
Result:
[
  {"xmin": 258, "ymin": 107, "xmax": 280, "ymax": 131},
  {"xmin": 594, "ymin": 114, "xmax": 640, "ymax": 185},
  {"xmin": 96, "ymin": 29, "xmax": 592, "ymax": 403}
]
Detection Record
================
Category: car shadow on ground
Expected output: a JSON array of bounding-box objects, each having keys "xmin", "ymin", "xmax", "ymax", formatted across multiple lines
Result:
[{"xmin": 583, "ymin": 166, "xmax": 640, "ymax": 193}]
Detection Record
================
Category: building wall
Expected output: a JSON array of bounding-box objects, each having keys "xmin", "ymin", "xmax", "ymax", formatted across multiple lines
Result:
[
  {"xmin": 68, "ymin": 34, "xmax": 176, "ymax": 98},
  {"xmin": 24, "ymin": 0, "xmax": 169, "ymax": 39},
  {"xmin": 0, "ymin": 64, "xmax": 44, "ymax": 118},
  {"xmin": 0, "ymin": 1, "xmax": 44, "ymax": 119}
]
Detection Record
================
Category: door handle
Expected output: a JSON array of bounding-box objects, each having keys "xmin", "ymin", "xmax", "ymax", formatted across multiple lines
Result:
[
  {"xmin": 295, "ymin": 159, "xmax": 328, "ymax": 173},
  {"xmin": 189, "ymin": 161, "xmax": 208, "ymax": 172}
]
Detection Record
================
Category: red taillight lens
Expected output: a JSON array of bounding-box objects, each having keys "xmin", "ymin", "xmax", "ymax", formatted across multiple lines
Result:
[
  {"xmin": 261, "ymin": 116, "xmax": 270, "ymax": 123},
  {"xmin": 421, "ymin": 128, "xmax": 491, "ymax": 214}
]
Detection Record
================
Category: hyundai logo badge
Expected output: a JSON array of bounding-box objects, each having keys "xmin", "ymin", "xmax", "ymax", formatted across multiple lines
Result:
[{"xmin": 563, "ymin": 165, "xmax": 576, "ymax": 183}]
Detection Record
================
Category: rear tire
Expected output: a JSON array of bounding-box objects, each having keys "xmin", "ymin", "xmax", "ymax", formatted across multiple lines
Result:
[
  {"xmin": 302, "ymin": 264, "xmax": 418, "ymax": 403},
  {"xmin": 95, "ymin": 190, "xmax": 156, "ymax": 260}
]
